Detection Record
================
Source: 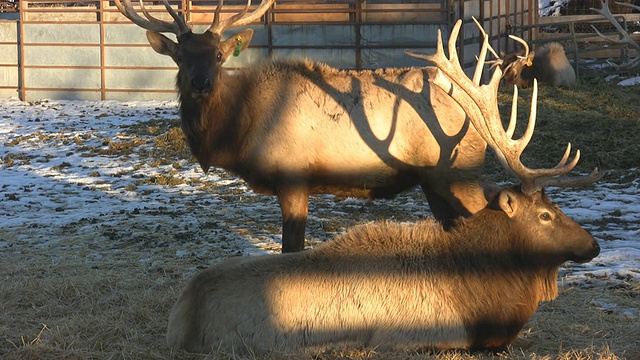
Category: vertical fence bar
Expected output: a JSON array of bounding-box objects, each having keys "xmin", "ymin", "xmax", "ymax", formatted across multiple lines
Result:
[
  {"xmin": 355, "ymin": 0, "xmax": 361, "ymax": 70},
  {"xmin": 267, "ymin": 0, "xmax": 273, "ymax": 59},
  {"xmin": 99, "ymin": 0, "xmax": 106, "ymax": 100},
  {"xmin": 17, "ymin": 0, "xmax": 24, "ymax": 100}
]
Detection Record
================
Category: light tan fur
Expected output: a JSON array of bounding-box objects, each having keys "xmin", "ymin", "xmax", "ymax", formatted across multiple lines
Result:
[
  {"xmin": 532, "ymin": 42, "xmax": 576, "ymax": 86},
  {"xmin": 166, "ymin": 187, "xmax": 600, "ymax": 354}
]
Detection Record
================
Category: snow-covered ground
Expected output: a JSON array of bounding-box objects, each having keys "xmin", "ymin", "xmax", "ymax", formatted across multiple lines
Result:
[
  {"xmin": 539, "ymin": 0, "xmax": 572, "ymax": 17},
  {"xmin": 0, "ymin": 97, "xmax": 639, "ymax": 287}
]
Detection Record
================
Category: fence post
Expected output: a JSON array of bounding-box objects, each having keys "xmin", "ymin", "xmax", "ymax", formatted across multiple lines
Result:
[
  {"xmin": 99, "ymin": 0, "xmax": 106, "ymax": 100},
  {"xmin": 17, "ymin": 0, "xmax": 24, "ymax": 100}
]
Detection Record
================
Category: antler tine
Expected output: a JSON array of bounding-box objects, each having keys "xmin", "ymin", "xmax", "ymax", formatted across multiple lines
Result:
[
  {"xmin": 209, "ymin": 0, "xmax": 274, "ymax": 36},
  {"xmin": 591, "ymin": 0, "xmax": 640, "ymax": 62},
  {"xmin": 616, "ymin": 1, "xmax": 640, "ymax": 12},
  {"xmin": 471, "ymin": 17, "xmax": 501, "ymax": 60},
  {"xmin": 536, "ymin": 167, "xmax": 605, "ymax": 189},
  {"xmin": 471, "ymin": 21, "xmax": 489, "ymax": 85},
  {"xmin": 211, "ymin": 0, "xmax": 222, "ymax": 31},
  {"xmin": 140, "ymin": 0, "xmax": 190, "ymax": 34},
  {"xmin": 115, "ymin": 0, "xmax": 190, "ymax": 35},
  {"xmin": 508, "ymin": 35, "xmax": 531, "ymax": 62},
  {"xmin": 406, "ymin": 21, "xmax": 603, "ymax": 193}
]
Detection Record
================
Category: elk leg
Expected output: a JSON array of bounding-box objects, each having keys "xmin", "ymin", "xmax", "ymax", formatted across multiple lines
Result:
[
  {"xmin": 421, "ymin": 182, "xmax": 486, "ymax": 229},
  {"xmin": 277, "ymin": 185, "xmax": 309, "ymax": 253},
  {"xmin": 421, "ymin": 185, "xmax": 460, "ymax": 229}
]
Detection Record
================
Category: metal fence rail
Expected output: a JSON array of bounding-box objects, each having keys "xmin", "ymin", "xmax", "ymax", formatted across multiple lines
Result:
[{"xmin": 0, "ymin": 0, "xmax": 536, "ymax": 101}]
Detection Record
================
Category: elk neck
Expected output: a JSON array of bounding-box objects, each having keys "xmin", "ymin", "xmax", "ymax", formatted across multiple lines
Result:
[{"xmin": 177, "ymin": 70, "xmax": 249, "ymax": 174}]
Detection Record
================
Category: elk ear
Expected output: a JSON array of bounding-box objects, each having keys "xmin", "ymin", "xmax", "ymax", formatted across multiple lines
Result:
[
  {"xmin": 146, "ymin": 31, "xmax": 179, "ymax": 58},
  {"xmin": 497, "ymin": 189, "xmax": 519, "ymax": 218},
  {"xmin": 220, "ymin": 29, "xmax": 254, "ymax": 58}
]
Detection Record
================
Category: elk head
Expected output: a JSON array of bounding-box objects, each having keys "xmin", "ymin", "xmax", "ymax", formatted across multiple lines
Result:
[
  {"xmin": 114, "ymin": 0, "xmax": 274, "ymax": 98},
  {"xmin": 406, "ymin": 20, "xmax": 603, "ymax": 263}
]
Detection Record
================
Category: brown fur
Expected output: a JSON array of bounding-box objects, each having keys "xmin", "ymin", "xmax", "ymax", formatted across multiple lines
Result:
[
  {"xmin": 146, "ymin": 29, "xmax": 490, "ymax": 252},
  {"xmin": 166, "ymin": 186, "xmax": 600, "ymax": 354},
  {"xmin": 501, "ymin": 42, "xmax": 576, "ymax": 88}
]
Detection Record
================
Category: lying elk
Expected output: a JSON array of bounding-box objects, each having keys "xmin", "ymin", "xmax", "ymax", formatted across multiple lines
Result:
[
  {"xmin": 166, "ymin": 21, "xmax": 603, "ymax": 354},
  {"xmin": 497, "ymin": 36, "xmax": 576, "ymax": 88},
  {"xmin": 115, "ymin": 0, "xmax": 500, "ymax": 252}
]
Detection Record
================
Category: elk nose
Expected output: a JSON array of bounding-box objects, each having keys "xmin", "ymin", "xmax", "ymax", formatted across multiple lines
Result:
[{"xmin": 191, "ymin": 77, "xmax": 212, "ymax": 93}]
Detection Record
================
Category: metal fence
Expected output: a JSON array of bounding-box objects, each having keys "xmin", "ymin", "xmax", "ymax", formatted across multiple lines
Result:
[{"xmin": 0, "ymin": 0, "xmax": 536, "ymax": 101}]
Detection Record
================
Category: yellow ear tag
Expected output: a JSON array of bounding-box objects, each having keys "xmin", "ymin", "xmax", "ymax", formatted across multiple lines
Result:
[{"xmin": 233, "ymin": 36, "xmax": 243, "ymax": 57}]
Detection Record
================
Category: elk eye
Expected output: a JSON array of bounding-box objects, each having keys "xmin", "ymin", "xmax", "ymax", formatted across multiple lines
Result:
[
  {"xmin": 539, "ymin": 212, "xmax": 552, "ymax": 221},
  {"xmin": 216, "ymin": 51, "xmax": 222, "ymax": 62}
]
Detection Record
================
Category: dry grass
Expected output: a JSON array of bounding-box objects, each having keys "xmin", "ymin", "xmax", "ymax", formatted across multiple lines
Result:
[{"xmin": 1, "ymin": 249, "xmax": 638, "ymax": 360}]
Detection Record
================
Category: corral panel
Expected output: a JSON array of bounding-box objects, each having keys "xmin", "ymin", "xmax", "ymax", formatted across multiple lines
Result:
[
  {"xmin": 23, "ymin": 23, "xmax": 99, "ymax": 44},
  {"xmin": 271, "ymin": 25, "xmax": 355, "ymax": 47},
  {"xmin": 24, "ymin": 46, "xmax": 99, "ymax": 66},
  {"xmin": 0, "ymin": 21, "xmax": 17, "ymax": 41},
  {"xmin": 271, "ymin": 48, "xmax": 356, "ymax": 69},
  {"xmin": 0, "ymin": 67, "xmax": 18, "ymax": 88},
  {"xmin": 105, "ymin": 91, "xmax": 177, "ymax": 102},
  {"xmin": 103, "ymin": 23, "xmax": 152, "ymax": 45},
  {"xmin": 105, "ymin": 68, "xmax": 176, "ymax": 91},
  {"xmin": 360, "ymin": 24, "xmax": 444, "ymax": 46},
  {"xmin": 0, "ymin": 44, "xmax": 17, "ymax": 64},
  {"xmin": 26, "ymin": 90, "xmax": 101, "ymax": 101},
  {"xmin": 105, "ymin": 46, "xmax": 176, "ymax": 68},
  {"xmin": 25, "ymin": 68, "xmax": 101, "ymax": 89}
]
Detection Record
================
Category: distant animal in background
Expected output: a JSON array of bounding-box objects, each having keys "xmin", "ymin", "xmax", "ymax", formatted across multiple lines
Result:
[{"xmin": 501, "ymin": 41, "xmax": 576, "ymax": 88}]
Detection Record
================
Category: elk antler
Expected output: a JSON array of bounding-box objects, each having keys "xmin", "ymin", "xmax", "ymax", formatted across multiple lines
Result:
[
  {"xmin": 114, "ymin": 0, "xmax": 190, "ymax": 35},
  {"xmin": 406, "ymin": 20, "xmax": 603, "ymax": 194},
  {"xmin": 209, "ymin": 0, "xmax": 275, "ymax": 36},
  {"xmin": 590, "ymin": 0, "xmax": 640, "ymax": 69},
  {"xmin": 115, "ymin": 0, "xmax": 274, "ymax": 37}
]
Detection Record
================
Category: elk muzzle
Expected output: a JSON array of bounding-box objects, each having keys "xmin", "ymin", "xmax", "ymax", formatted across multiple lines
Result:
[
  {"xmin": 570, "ymin": 236, "xmax": 600, "ymax": 264},
  {"xmin": 191, "ymin": 76, "xmax": 212, "ymax": 95}
]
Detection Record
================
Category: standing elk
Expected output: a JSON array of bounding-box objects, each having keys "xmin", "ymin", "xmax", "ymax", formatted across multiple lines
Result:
[
  {"xmin": 115, "ymin": 0, "xmax": 502, "ymax": 252},
  {"xmin": 165, "ymin": 20, "xmax": 603, "ymax": 354},
  {"xmin": 499, "ymin": 39, "xmax": 576, "ymax": 88}
]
